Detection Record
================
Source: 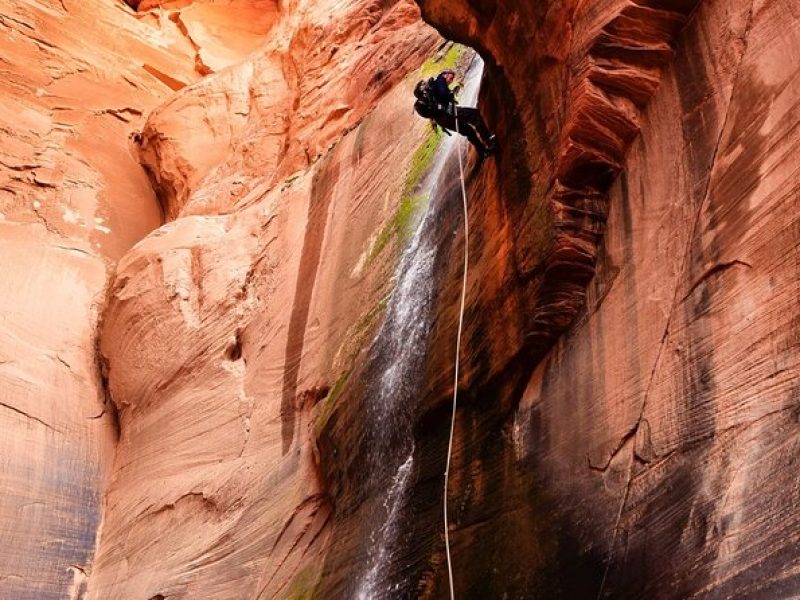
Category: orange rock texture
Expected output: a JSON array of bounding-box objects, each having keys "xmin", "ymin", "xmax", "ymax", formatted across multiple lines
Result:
[
  {"xmin": 1, "ymin": 0, "xmax": 799, "ymax": 598},
  {"xmin": 0, "ymin": 1, "xmax": 200, "ymax": 596},
  {"xmin": 355, "ymin": 0, "xmax": 798, "ymax": 597},
  {"xmin": 136, "ymin": 0, "xmax": 439, "ymax": 220},
  {"xmin": 0, "ymin": 0, "xmax": 439, "ymax": 597},
  {"xmin": 87, "ymin": 1, "xmax": 441, "ymax": 598},
  {"xmin": 89, "ymin": 78, "xmax": 443, "ymax": 600}
]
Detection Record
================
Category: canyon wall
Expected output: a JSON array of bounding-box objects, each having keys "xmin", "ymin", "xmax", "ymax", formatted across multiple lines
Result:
[
  {"xmin": 0, "ymin": 0, "xmax": 204, "ymax": 596},
  {"xmin": 515, "ymin": 1, "xmax": 800, "ymax": 596},
  {"xmin": 1, "ymin": 0, "xmax": 798, "ymax": 598},
  {"xmin": 395, "ymin": 0, "xmax": 800, "ymax": 597},
  {"xmin": 2, "ymin": 0, "xmax": 450, "ymax": 596},
  {"xmin": 0, "ymin": 0, "xmax": 439, "ymax": 596},
  {"xmin": 85, "ymin": 1, "xmax": 443, "ymax": 598}
]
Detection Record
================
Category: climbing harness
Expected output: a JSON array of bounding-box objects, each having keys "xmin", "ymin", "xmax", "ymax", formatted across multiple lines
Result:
[{"xmin": 443, "ymin": 104, "xmax": 470, "ymax": 600}]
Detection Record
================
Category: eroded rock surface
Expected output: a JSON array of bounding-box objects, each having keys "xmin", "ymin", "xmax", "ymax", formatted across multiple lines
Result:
[
  {"xmin": 137, "ymin": 0, "xmax": 439, "ymax": 220},
  {"xmin": 86, "ymin": 1, "xmax": 442, "ymax": 597},
  {"xmin": 88, "ymin": 81, "xmax": 446, "ymax": 598},
  {"xmin": 0, "ymin": 0, "xmax": 200, "ymax": 260},
  {"xmin": 365, "ymin": 0, "xmax": 800, "ymax": 597},
  {"xmin": 2, "ymin": 0, "xmax": 798, "ymax": 598},
  {"xmin": 514, "ymin": 1, "xmax": 800, "ymax": 596},
  {"xmin": 0, "ymin": 0, "xmax": 204, "ymax": 596},
  {"xmin": 127, "ymin": 0, "xmax": 281, "ymax": 74}
]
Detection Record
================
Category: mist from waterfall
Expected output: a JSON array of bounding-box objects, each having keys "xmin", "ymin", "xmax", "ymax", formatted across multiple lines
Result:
[{"xmin": 354, "ymin": 54, "xmax": 484, "ymax": 600}]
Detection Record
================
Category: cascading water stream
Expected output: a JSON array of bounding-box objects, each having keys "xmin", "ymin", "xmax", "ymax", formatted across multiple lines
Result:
[{"xmin": 353, "ymin": 55, "xmax": 484, "ymax": 600}]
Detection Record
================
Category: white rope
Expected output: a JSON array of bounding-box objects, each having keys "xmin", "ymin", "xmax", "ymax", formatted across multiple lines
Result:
[{"xmin": 444, "ymin": 104, "xmax": 470, "ymax": 600}]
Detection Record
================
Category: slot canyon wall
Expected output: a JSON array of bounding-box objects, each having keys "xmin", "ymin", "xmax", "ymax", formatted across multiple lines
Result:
[
  {"xmin": 86, "ymin": 14, "xmax": 444, "ymax": 597},
  {"xmin": 390, "ymin": 0, "xmax": 799, "ymax": 597},
  {"xmin": 1, "ymin": 0, "xmax": 443, "ymax": 597},
  {"xmin": 0, "ymin": 0, "xmax": 204, "ymax": 596},
  {"xmin": 0, "ymin": 0, "xmax": 798, "ymax": 599}
]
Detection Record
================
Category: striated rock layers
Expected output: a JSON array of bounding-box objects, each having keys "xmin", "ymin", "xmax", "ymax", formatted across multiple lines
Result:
[
  {"xmin": 0, "ymin": 0, "xmax": 439, "ymax": 597},
  {"xmin": 85, "ymin": 0, "xmax": 442, "ymax": 598},
  {"xmin": 0, "ymin": 0, "xmax": 205, "ymax": 596},
  {"xmin": 318, "ymin": 0, "xmax": 799, "ymax": 597},
  {"xmin": 3, "ymin": 0, "xmax": 798, "ymax": 598}
]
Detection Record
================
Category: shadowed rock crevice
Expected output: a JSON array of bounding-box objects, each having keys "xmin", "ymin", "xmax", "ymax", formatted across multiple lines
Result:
[
  {"xmin": 400, "ymin": 1, "xmax": 706, "ymax": 423},
  {"xmin": 281, "ymin": 155, "xmax": 340, "ymax": 454}
]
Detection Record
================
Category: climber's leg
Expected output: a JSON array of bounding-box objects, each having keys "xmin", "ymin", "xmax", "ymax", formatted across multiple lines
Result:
[
  {"xmin": 436, "ymin": 110, "xmax": 491, "ymax": 157},
  {"xmin": 454, "ymin": 107, "xmax": 495, "ymax": 149},
  {"xmin": 434, "ymin": 112, "xmax": 456, "ymax": 133},
  {"xmin": 460, "ymin": 121, "xmax": 489, "ymax": 155}
]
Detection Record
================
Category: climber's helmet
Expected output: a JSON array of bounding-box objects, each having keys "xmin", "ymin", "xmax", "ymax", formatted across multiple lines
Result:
[{"xmin": 441, "ymin": 69, "xmax": 456, "ymax": 84}]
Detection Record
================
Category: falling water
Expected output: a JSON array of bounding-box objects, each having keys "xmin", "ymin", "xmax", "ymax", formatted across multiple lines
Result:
[{"xmin": 354, "ymin": 54, "xmax": 484, "ymax": 600}]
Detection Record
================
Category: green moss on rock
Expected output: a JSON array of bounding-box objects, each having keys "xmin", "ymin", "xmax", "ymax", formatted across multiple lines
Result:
[
  {"xmin": 316, "ymin": 370, "xmax": 351, "ymax": 432},
  {"xmin": 284, "ymin": 565, "xmax": 321, "ymax": 600},
  {"xmin": 368, "ymin": 126, "xmax": 444, "ymax": 263},
  {"xmin": 421, "ymin": 42, "xmax": 469, "ymax": 78},
  {"xmin": 369, "ymin": 192, "xmax": 429, "ymax": 262},
  {"xmin": 404, "ymin": 127, "xmax": 443, "ymax": 195}
]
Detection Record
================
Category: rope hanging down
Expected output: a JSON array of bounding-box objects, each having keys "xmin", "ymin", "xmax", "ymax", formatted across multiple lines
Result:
[{"xmin": 443, "ymin": 105, "xmax": 470, "ymax": 600}]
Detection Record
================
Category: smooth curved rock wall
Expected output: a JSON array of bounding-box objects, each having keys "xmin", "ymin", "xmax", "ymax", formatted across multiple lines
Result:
[
  {"xmin": 86, "ymin": 3, "xmax": 444, "ymax": 594},
  {"xmin": 0, "ymin": 0, "xmax": 202, "ymax": 595}
]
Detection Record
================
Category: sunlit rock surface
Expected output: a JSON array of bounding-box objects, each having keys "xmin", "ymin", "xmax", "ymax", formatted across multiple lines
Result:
[
  {"xmin": 2, "ymin": 0, "xmax": 798, "ymax": 598},
  {"xmin": 0, "ymin": 0, "xmax": 202, "ymax": 596},
  {"xmin": 86, "ymin": 1, "xmax": 441, "ymax": 597},
  {"xmin": 0, "ymin": 0, "xmax": 436, "ymax": 597},
  {"xmin": 89, "ymin": 80, "xmax": 444, "ymax": 598},
  {"xmin": 137, "ymin": 0, "xmax": 439, "ymax": 220},
  {"xmin": 128, "ymin": 0, "xmax": 280, "ymax": 73}
]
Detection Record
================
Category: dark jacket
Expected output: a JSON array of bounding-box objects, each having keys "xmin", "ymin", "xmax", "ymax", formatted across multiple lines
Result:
[{"xmin": 431, "ymin": 74, "xmax": 455, "ymax": 108}]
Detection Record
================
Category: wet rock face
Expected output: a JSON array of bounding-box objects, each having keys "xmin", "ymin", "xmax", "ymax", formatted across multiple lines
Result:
[
  {"xmin": 412, "ymin": 0, "xmax": 706, "ymax": 401},
  {"xmin": 404, "ymin": 0, "xmax": 800, "ymax": 597},
  {"xmin": 89, "ymin": 88, "xmax": 441, "ymax": 599}
]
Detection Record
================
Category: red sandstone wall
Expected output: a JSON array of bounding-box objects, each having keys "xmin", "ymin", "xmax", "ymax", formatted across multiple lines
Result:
[
  {"xmin": 515, "ymin": 0, "xmax": 800, "ymax": 595},
  {"xmin": 0, "ymin": 1, "xmax": 200, "ymax": 595},
  {"xmin": 85, "ymin": 1, "xmax": 442, "ymax": 597},
  {"xmin": 408, "ymin": 0, "xmax": 800, "ymax": 596},
  {"xmin": 2, "ymin": 0, "xmax": 798, "ymax": 597}
]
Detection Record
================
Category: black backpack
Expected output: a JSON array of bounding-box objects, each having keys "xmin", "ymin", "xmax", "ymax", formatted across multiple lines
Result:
[{"xmin": 413, "ymin": 78, "xmax": 437, "ymax": 119}]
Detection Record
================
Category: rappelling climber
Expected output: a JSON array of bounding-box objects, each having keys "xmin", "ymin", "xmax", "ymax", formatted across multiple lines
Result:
[{"xmin": 414, "ymin": 68, "xmax": 497, "ymax": 158}]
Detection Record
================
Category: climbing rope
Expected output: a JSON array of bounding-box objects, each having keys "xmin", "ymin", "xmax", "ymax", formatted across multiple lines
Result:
[{"xmin": 443, "ymin": 105, "xmax": 470, "ymax": 600}]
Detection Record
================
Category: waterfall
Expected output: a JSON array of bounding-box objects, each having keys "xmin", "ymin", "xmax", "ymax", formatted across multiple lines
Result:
[{"xmin": 353, "ymin": 55, "xmax": 484, "ymax": 600}]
